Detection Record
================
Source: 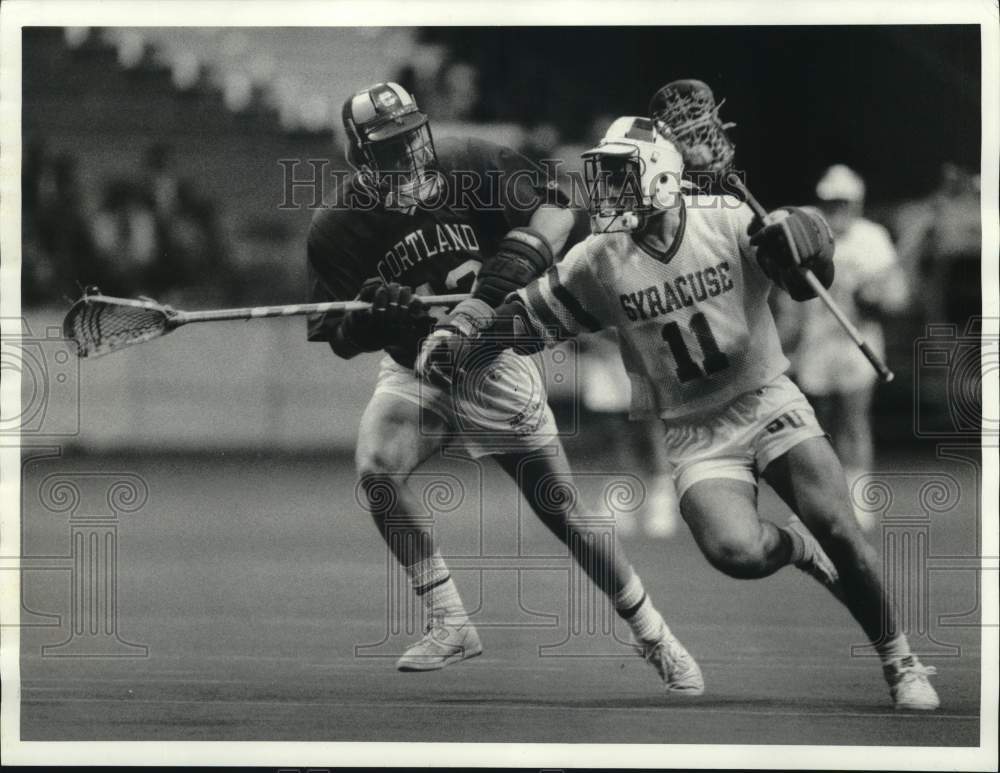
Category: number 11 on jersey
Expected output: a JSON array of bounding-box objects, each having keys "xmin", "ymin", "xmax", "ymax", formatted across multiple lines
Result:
[{"xmin": 662, "ymin": 312, "xmax": 730, "ymax": 383}]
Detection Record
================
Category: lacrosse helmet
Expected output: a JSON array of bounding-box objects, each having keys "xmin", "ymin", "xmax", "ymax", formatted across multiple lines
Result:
[
  {"xmin": 342, "ymin": 82, "xmax": 439, "ymax": 207},
  {"xmin": 582, "ymin": 116, "xmax": 684, "ymax": 233}
]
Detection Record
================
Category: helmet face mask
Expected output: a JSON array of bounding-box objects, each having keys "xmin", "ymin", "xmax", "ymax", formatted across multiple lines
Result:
[
  {"xmin": 582, "ymin": 117, "xmax": 685, "ymax": 234},
  {"xmin": 362, "ymin": 123, "xmax": 439, "ymax": 208},
  {"xmin": 342, "ymin": 83, "xmax": 440, "ymax": 208}
]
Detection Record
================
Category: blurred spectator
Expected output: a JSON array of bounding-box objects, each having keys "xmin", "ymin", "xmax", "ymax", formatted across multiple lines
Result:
[
  {"xmin": 162, "ymin": 179, "xmax": 235, "ymax": 299},
  {"xmin": 895, "ymin": 163, "xmax": 981, "ymax": 328},
  {"xmin": 92, "ymin": 179, "xmax": 161, "ymax": 294},
  {"xmin": 26, "ymin": 150, "xmax": 100, "ymax": 303},
  {"xmin": 143, "ymin": 143, "xmax": 180, "ymax": 220},
  {"xmin": 438, "ymin": 61, "xmax": 479, "ymax": 120},
  {"xmin": 394, "ymin": 46, "xmax": 479, "ymax": 122},
  {"xmin": 777, "ymin": 165, "xmax": 908, "ymax": 529}
]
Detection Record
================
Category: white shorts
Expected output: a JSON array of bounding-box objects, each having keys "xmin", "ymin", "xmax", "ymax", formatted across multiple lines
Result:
[
  {"xmin": 374, "ymin": 353, "xmax": 557, "ymax": 459},
  {"xmin": 662, "ymin": 374, "xmax": 827, "ymax": 498},
  {"xmin": 794, "ymin": 326, "xmax": 884, "ymax": 396}
]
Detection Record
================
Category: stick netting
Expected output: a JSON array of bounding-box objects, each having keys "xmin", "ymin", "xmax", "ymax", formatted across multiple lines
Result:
[
  {"xmin": 63, "ymin": 295, "xmax": 172, "ymax": 357},
  {"xmin": 649, "ymin": 79, "xmax": 736, "ymax": 175}
]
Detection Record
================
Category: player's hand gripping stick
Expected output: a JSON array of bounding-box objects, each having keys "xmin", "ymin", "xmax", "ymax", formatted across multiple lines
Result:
[
  {"xmin": 63, "ymin": 287, "xmax": 470, "ymax": 358},
  {"xmin": 726, "ymin": 173, "xmax": 894, "ymax": 383},
  {"xmin": 648, "ymin": 79, "xmax": 893, "ymax": 384}
]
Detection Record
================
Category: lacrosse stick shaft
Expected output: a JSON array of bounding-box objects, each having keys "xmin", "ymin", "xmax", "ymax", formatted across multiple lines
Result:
[
  {"xmin": 724, "ymin": 173, "xmax": 894, "ymax": 384},
  {"xmin": 173, "ymin": 293, "xmax": 471, "ymax": 325}
]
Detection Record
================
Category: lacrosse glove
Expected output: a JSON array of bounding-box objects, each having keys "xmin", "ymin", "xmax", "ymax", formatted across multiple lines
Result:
[{"xmin": 749, "ymin": 206, "xmax": 835, "ymax": 301}]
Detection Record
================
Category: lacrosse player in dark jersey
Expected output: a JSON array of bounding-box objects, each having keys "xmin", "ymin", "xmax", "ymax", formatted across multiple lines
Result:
[{"xmin": 306, "ymin": 82, "xmax": 702, "ymax": 690}]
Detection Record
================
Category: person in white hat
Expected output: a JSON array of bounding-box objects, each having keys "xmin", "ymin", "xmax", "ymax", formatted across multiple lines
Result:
[{"xmin": 781, "ymin": 165, "xmax": 908, "ymax": 530}]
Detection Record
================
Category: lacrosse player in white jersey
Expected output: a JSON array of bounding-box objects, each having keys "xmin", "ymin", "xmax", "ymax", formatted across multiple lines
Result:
[
  {"xmin": 417, "ymin": 116, "xmax": 939, "ymax": 710},
  {"xmin": 779, "ymin": 165, "xmax": 908, "ymax": 530}
]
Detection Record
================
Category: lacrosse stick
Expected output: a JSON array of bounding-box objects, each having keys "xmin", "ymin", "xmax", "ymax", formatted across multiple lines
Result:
[
  {"xmin": 650, "ymin": 79, "xmax": 894, "ymax": 383},
  {"xmin": 63, "ymin": 288, "xmax": 470, "ymax": 358}
]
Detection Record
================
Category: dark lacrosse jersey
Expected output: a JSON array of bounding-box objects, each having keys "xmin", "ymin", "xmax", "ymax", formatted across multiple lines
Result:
[{"xmin": 307, "ymin": 136, "xmax": 569, "ymax": 362}]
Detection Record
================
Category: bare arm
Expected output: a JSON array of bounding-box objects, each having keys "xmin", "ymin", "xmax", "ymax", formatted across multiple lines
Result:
[{"xmin": 527, "ymin": 204, "xmax": 574, "ymax": 256}]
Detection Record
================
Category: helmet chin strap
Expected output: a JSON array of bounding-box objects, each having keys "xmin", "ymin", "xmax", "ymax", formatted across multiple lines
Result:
[
  {"xmin": 382, "ymin": 171, "xmax": 440, "ymax": 211},
  {"xmin": 592, "ymin": 209, "xmax": 643, "ymax": 234}
]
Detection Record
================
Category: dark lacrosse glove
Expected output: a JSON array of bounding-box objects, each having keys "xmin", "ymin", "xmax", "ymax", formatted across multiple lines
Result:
[
  {"xmin": 340, "ymin": 279, "xmax": 429, "ymax": 354},
  {"xmin": 749, "ymin": 206, "xmax": 835, "ymax": 300}
]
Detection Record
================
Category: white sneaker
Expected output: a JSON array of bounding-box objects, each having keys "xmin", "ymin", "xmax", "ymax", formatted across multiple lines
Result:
[
  {"xmin": 395, "ymin": 615, "xmax": 483, "ymax": 672},
  {"xmin": 786, "ymin": 516, "xmax": 846, "ymax": 603},
  {"xmin": 884, "ymin": 655, "xmax": 940, "ymax": 710},
  {"xmin": 635, "ymin": 633, "xmax": 705, "ymax": 695}
]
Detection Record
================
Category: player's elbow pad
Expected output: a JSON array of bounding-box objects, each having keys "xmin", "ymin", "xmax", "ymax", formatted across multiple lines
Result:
[{"xmin": 473, "ymin": 227, "xmax": 555, "ymax": 308}]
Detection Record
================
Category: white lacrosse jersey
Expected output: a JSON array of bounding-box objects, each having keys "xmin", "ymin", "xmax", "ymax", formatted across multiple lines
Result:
[
  {"xmin": 515, "ymin": 194, "xmax": 789, "ymax": 421},
  {"xmin": 793, "ymin": 217, "xmax": 902, "ymax": 394}
]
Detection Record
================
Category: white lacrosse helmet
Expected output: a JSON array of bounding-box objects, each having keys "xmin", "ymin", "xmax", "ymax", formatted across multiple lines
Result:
[{"xmin": 582, "ymin": 116, "xmax": 685, "ymax": 233}]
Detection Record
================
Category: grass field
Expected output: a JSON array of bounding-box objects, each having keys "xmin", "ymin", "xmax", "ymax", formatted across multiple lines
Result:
[{"xmin": 18, "ymin": 446, "xmax": 982, "ymax": 746}]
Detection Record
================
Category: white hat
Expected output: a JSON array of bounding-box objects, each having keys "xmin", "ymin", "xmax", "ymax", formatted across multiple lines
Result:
[{"xmin": 816, "ymin": 164, "xmax": 865, "ymax": 202}]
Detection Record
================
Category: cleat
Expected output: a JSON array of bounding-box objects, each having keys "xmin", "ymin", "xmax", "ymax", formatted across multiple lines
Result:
[
  {"xmin": 786, "ymin": 515, "xmax": 846, "ymax": 603},
  {"xmin": 885, "ymin": 655, "xmax": 940, "ymax": 711},
  {"xmin": 635, "ymin": 633, "xmax": 705, "ymax": 695},
  {"xmin": 396, "ymin": 615, "xmax": 482, "ymax": 672}
]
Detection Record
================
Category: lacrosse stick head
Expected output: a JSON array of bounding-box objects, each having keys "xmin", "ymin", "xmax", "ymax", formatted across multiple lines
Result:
[
  {"xmin": 649, "ymin": 79, "xmax": 736, "ymax": 177},
  {"xmin": 63, "ymin": 289, "xmax": 178, "ymax": 358}
]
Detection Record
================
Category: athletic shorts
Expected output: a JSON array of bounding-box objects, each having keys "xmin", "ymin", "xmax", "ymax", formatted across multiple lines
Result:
[
  {"xmin": 373, "ymin": 353, "xmax": 557, "ymax": 459},
  {"xmin": 794, "ymin": 327, "xmax": 884, "ymax": 395},
  {"xmin": 662, "ymin": 374, "xmax": 826, "ymax": 498}
]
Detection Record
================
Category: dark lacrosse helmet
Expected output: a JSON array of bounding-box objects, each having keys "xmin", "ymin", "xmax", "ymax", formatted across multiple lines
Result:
[{"xmin": 342, "ymin": 82, "xmax": 439, "ymax": 207}]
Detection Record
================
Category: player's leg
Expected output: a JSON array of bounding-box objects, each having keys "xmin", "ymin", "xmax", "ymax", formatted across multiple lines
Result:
[
  {"xmin": 494, "ymin": 440, "xmax": 703, "ymax": 694},
  {"xmin": 679, "ymin": 476, "xmax": 796, "ymax": 580},
  {"xmin": 762, "ymin": 437, "xmax": 939, "ymax": 709},
  {"xmin": 835, "ymin": 384, "xmax": 878, "ymax": 530},
  {"xmin": 664, "ymin": 394, "xmax": 843, "ymax": 596},
  {"xmin": 806, "ymin": 391, "xmax": 836, "ymax": 441},
  {"xmin": 355, "ymin": 389, "xmax": 482, "ymax": 671}
]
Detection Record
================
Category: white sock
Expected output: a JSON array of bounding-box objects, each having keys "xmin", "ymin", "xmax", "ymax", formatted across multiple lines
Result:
[
  {"xmin": 407, "ymin": 552, "xmax": 468, "ymax": 626},
  {"xmin": 876, "ymin": 634, "xmax": 913, "ymax": 667},
  {"xmin": 613, "ymin": 573, "xmax": 669, "ymax": 644},
  {"xmin": 779, "ymin": 525, "xmax": 806, "ymax": 565}
]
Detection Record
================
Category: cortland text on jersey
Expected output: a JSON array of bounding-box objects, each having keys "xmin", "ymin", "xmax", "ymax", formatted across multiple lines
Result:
[
  {"xmin": 376, "ymin": 222, "xmax": 481, "ymax": 284},
  {"xmin": 619, "ymin": 260, "xmax": 736, "ymax": 321}
]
